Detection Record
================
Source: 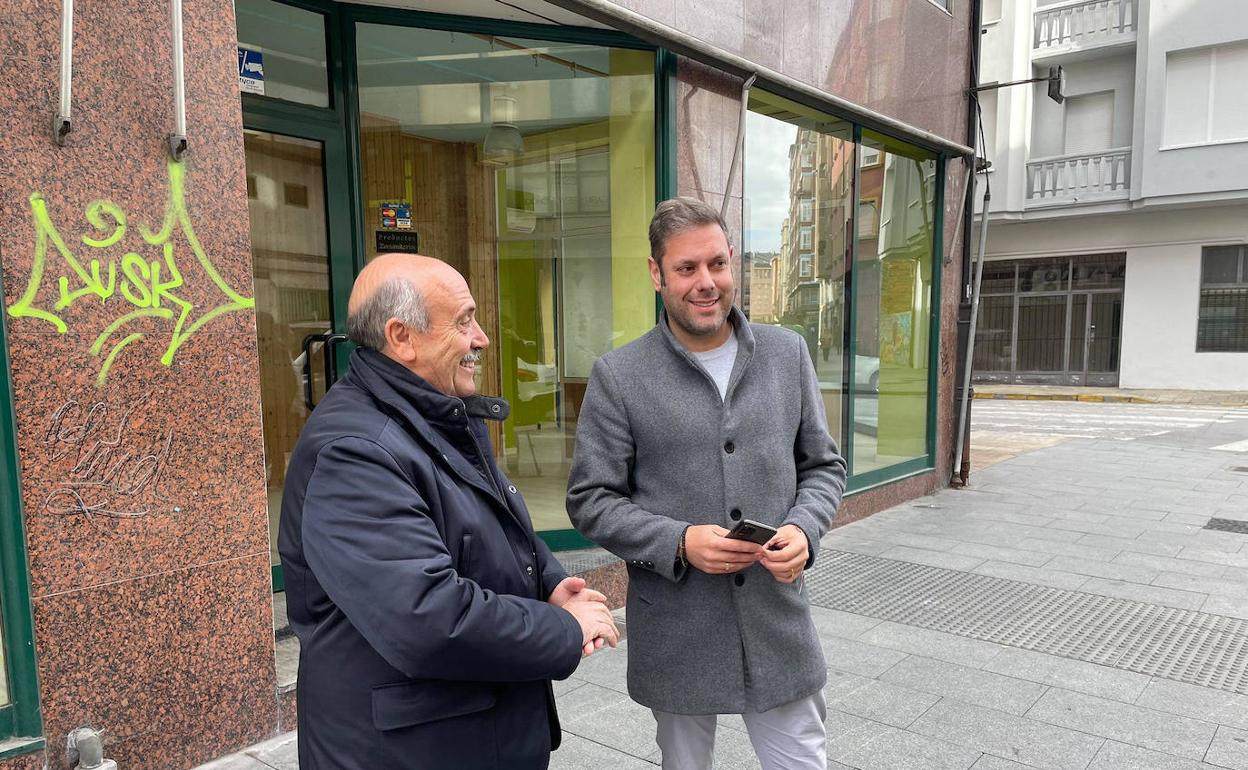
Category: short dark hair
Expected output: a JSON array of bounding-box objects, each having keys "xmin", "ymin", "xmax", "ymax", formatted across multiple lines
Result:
[{"xmin": 648, "ymin": 197, "xmax": 728, "ymax": 266}]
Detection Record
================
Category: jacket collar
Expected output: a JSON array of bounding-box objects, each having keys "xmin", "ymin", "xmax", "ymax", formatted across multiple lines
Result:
[
  {"xmin": 348, "ymin": 348, "xmax": 510, "ymax": 431},
  {"xmin": 657, "ymin": 305, "xmax": 755, "ymax": 401}
]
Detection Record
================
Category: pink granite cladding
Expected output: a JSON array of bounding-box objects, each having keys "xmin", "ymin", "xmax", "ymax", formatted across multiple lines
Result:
[
  {"xmin": 278, "ymin": 687, "xmax": 298, "ymax": 734},
  {"xmin": 1, "ymin": 0, "xmax": 275, "ymax": 762},
  {"xmin": 32, "ymin": 554, "xmax": 277, "ymax": 770},
  {"xmin": 0, "ymin": 749, "xmax": 46, "ymax": 770},
  {"xmin": 7, "ymin": 331, "xmax": 269, "ymax": 597},
  {"xmin": 615, "ymin": 0, "xmax": 971, "ymax": 147},
  {"xmin": 577, "ymin": 560, "xmax": 629, "ymax": 610}
]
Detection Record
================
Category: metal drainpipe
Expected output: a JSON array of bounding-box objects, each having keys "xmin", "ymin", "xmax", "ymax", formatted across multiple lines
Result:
[
  {"xmin": 54, "ymin": 0, "xmax": 73, "ymax": 145},
  {"xmin": 168, "ymin": 0, "xmax": 188, "ymax": 160},
  {"xmin": 721, "ymin": 73, "xmax": 757, "ymax": 221},
  {"xmin": 68, "ymin": 727, "xmax": 117, "ymax": 770},
  {"xmin": 952, "ymin": 0, "xmax": 986, "ymax": 486}
]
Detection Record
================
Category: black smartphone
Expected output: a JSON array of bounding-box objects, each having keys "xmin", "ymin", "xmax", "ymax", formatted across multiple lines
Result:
[{"xmin": 723, "ymin": 518, "xmax": 779, "ymax": 546}]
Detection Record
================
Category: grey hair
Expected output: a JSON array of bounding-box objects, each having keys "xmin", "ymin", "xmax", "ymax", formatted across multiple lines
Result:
[
  {"xmin": 648, "ymin": 196, "xmax": 729, "ymax": 266},
  {"xmin": 347, "ymin": 275, "xmax": 429, "ymax": 351}
]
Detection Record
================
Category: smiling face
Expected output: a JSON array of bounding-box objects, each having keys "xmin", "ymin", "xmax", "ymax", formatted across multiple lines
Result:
[
  {"xmin": 649, "ymin": 223, "xmax": 736, "ymax": 352},
  {"xmin": 406, "ymin": 270, "xmax": 489, "ymax": 398}
]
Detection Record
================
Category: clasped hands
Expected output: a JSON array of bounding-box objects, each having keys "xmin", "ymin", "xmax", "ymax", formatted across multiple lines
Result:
[
  {"xmin": 549, "ymin": 576, "xmax": 619, "ymax": 657},
  {"xmin": 684, "ymin": 524, "xmax": 808, "ymax": 584}
]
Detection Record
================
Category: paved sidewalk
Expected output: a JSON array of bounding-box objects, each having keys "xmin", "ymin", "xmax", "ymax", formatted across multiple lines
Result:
[
  {"xmin": 201, "ymin": 435, "xmax": 1248, "ymax": 770},
  {"xmin": 973, "ymin": 384, "xmax": 1248, "ymax": 407}
]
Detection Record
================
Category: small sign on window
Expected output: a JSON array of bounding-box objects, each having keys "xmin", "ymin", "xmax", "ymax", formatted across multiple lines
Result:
[{"xmin": 238, "ymin": 47, "xmax": 265, "ymax": 96}]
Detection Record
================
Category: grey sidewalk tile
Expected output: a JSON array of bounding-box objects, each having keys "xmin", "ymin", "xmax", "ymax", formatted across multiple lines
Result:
[
  {"xmin": 982, "ymin": 648, "xmax": 1150, "ymax": 703},
  {"xmin": 197, "ymin": 755, "xmax": 277, "ymax": 770},
  {"xmin": 709, "ymin": 726, "xmax": 764, "ymax": 770},
  {"xmin": 247, "ymin": 736, "xmax": 299, "ymax": 770},
  {"xmin": 1045, "ymin": 518, "xmax": 1150, "ymax": 539},
  {"xmin": 1016, "ymin": 539, "xmax": 1122, "ymax": 563},
  {"xmin": 879, "ymin": 656, "xmax": 1049, "ymax": 717},
  {"xmin": 549, "ymin": 733, "xmax": 657, "ymax": 770},
  {"xmin": 878, "ymin": 546, "xmax": 987, "ymax": 572},
  {"xmin": 1153, "ymin": 572, "xmax": 1248, "ymax": 598},
  {"xmin": 824, "ymin": 678, "xmax": 941, "ymax": 729},
  {"xmin": 1025, "ymin": 688, "xmax": 1216, "ymax": 760},
  {"xmin": 821, "ymin": 633, "xmax": 912, "ymax": 678},
  {"xmin": 1202, "ymin": 595, "xmax": 1248, "ymax": 620},
  {"xmin": 831, "ymin": 723, "xmax": 983, "ymax": 770},
  {"xmin": 863, "ymin": 531, "xmax": 965, "ymax": 552},
  {"xmin": 1077, "ymin": 577, "xmax": 1208, "ymax": 610},
  {"xmin": 1135, "ymin": 679, "xmax": 1248, "ymax": 731},
  {"xmin": 558, "ymin": 682, "xmax": 660, "ymax": 759},
  {"xmin": 1087, "ymin": 740, "xmax": 1218, "ymax": 770},
  {"xmin": 824, "ymin": 536, "xmax": 896, "ymax": 556},
  {"xmin": 1112, "ymin": 551, "xmax": 1228, "ymax": 579},
  {"xmin": 1078, "ymin": 534, "xmax": 1183, "ymax": 557},
  {"xmin": 909, "ymin": 699, "xmax": 1104, "ymax": 770},
  {"xmin": 970, "ymin": 756, "xmax": 1034, "ymax": 769},
  {"xmin": 957, "ymin": 510, "xmax": 1059, "ymax": 528},
  {"xmin": 809, "ymin": 606, "xmax": 885, "ymax": 640},
  {"xmin": 1178, "ymin": 548, "xmax": 1248, "ymax": 570},
  {"xmin": 858, "ymin": 622, "xmax": 1006, "ymax": 668},
  {"xmin": 972, "ymin": 560, "xmax": 1091, "ymax": 591},
  {"xmin": 1044, "ymin": 556, "xmax": 1159, "ymax": 584},
  {"xmin": 554, "ymin": 676, "xmax": 588, "ymax": 697},
  {"xmin": 952, "ymin": 542, "xmax": 1054, "ymax": 568},
  {"xmin": 1138, "ymin": 530, "xmax": 1244, "ymax": 553},
  {"xmin": 1205, "ymin": 725, "xmax": 1248, "ymax": 770},
  {"xmin": 1166, "ymin": 511, "xmax": 1219, "ymax": 527},
  {"xmin": 566, "ymin": 642, "xmax": 630, "ymax": 694}
]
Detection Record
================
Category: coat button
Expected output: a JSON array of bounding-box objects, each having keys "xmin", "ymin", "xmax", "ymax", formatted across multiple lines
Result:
[
  {"xmin": 453, "ymin": 408, "xmax": 460, "ymax": 416},
  {"xmin": 491, "ymin": 404, "xmax": 501, "ymax": 413},
  {"xmin": 724, "ymin": 441, "xmax": 735, "ymax": 454},
  {"xmin": 734, "ymin": 574, "xmax": 745, "ymax": 586},
  {"xmin": 645, "ymin": 561, "xmax": 654, "ymax": 568},
  {"xmin": 730, "ymin": 508, "xmax": 742, "ymax": 521},
  {"xmin": 508, "ymin": 485, "xmax": 517, "ymax": 494},
  {"xmin": 525, "ymin": 565, "xmax": 534, "ymax": 575}
]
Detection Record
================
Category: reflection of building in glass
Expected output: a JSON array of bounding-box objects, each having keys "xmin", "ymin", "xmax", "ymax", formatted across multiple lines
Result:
[{"xmin": 744, "ymin": 253, "xmax": 778, "ymax": 323}]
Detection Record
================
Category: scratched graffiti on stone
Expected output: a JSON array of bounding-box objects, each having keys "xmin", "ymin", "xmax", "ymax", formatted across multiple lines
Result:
[
  {"xmin": 7, "ymin": 161, "xmax": 254, "ymax": 387},
  {"xmin": 41, "ymin": 396, "xmax": 175, "ymax": 528}
]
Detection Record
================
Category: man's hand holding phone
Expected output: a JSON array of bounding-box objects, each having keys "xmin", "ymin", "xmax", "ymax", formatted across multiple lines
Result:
[
  {"xmin": 761, "ymin": 524, "xmax": 809, "ymax": 584},
  {"xmin": 684, "ymin": 524, "xmax": 765, "ymax": 575}
]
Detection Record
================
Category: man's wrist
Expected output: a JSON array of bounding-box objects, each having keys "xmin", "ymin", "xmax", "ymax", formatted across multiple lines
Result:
[{"xmin": 675, "ymin": 525, "xmax": 690, "ymax": 570}]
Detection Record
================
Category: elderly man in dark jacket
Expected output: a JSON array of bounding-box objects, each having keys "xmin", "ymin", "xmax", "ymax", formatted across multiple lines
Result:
[
  {"xmin": 568, "ymin": 198, "xmax": 847, "ymax": 769},
  {"xmin": 279, "ymin": 253, "xmax": 618, "ymax": 770}
]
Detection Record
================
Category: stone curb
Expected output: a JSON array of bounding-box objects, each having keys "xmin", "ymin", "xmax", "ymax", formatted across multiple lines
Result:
[{"xmin": 973, "ymin": 392, "xmax": 1154, "ymax": 404}]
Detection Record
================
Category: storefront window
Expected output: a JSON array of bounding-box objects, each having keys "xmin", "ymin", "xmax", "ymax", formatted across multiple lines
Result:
[
  {"xmin": 235, "ymin": 0, "xmax": 330, "ymax": 107},
  {"xmin": 852, "ymin": 132, "xmax": 937, "ymax": 473},
  {"xmin": 354, "ymin": 25, "xmax": 655, "ymax": 533},
  {"xmin": 743, "ymin": 92, "xmax": 853, "ymax": 448}
]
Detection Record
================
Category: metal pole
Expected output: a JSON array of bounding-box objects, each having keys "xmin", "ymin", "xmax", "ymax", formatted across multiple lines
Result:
[
  {"xmin": 54, "ymin": 0, "xmax": 73, "ymax": 145},
  {"xmin": 721, "ymin": 74, "xmax": 757, "ymax": 220},
  {"xmin": 169, "ymin": 0, "xmax": 188, "ymax": 160},
  {"xmin": 953, "ymin": 184, "xmax": 990, "ymax": 485}
]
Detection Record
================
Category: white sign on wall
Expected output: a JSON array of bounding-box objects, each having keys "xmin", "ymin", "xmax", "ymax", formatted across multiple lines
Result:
[{"xmin": 238, "ymin": 47, "xmax": 265, "ymax": 96}]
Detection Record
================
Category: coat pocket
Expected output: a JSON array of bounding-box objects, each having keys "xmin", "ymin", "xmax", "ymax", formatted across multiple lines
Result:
[
  {"xmin": 371, "ymin": 679, "xmax": 497, "ymax": 731},
  {"xmin": 457, "ymin": 533, "xmax": 474, "ymax": 577}
]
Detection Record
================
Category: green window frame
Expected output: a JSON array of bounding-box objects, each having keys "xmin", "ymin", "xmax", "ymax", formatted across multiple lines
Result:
[
  {"xmin": 239, "ymin": 0, "xmax": 677, "ymax": 552},
  {"xmin": 0, "ymin": 297, "xmax": 45, "ymax": 754},
  {"xmin": 741, "ymin": 95, "xmax": 946, "ymax": 496}
]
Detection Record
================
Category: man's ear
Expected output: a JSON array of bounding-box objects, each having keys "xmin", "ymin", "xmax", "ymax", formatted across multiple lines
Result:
[
  {"xmin": 383, "ymin": 318, "xmax": 418, "ymax": 363},
  {"xmin": 648, "ymin": 256, "xmax": 663, "ymax": 292}
]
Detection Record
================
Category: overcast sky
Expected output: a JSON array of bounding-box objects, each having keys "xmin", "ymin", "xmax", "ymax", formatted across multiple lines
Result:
[{"xmin": 743, "ymin": 110, "xmax": 797, "ymax": 254}]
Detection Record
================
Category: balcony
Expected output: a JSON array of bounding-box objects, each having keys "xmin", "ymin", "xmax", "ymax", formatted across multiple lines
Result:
[
  {"xmin": 1033, "ymin": 0, "xmax": 1137, "ymax": 61},
  {"xmin": 1025, "ymin": 148, "xmax": 1131, "ymax": 207}
]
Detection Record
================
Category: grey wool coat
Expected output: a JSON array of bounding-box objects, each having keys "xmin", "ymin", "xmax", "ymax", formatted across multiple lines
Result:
[{"xmin": 567, "ymin": 307, "xmax": 847, "ymax": 715}]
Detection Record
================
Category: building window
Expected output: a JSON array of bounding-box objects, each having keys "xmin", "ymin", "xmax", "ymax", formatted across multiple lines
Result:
[
  {"xmin": 283, "ymin": 182, "xmax": 309, "ymax": 207},
  {"xmin": 800, "ymin": 199, "xmax": 813, "ymax": 222},
  {"xmin": 1064, "ymin": 91, "xmax": 1115, "ymax": 155},
  {"xmin": 1198, "ymin": 245, "xmax": 1248, "ymax": 352},
  {"xmin": 235, "ymin": 0, "xmax": 330, "ymax": 107},
  {"xmin": 982, "ymin": 0, "xmax": 1002, "ymax": 23},
  {"xmin": 799, "ymin": 255, "xmax": 812, "ymax": 277},
  {"xmin": 1164, "ymin": 40, "xmax": 1248, "ymax": 147},
  {"xmin": 858, "ymin": 199, "xmax": 879, "ymax": 238},
  {"xmin": 860, "ymin": 145, "xmax": 883, "ymax": 168},
  {"xmin": 799, "ymin": 227, "xmax": 813, "ymax": 249}
]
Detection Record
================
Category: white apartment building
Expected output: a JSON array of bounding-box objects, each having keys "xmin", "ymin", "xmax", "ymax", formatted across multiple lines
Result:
[{"xmin": 974, "ymin": 0, "xmax": 1248, "ymax": 389}]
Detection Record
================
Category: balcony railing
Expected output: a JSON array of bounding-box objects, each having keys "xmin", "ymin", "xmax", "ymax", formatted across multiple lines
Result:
[
  {"xmin": 1034, "ymin": 0, "xmax": 1137, "ymax": 53},
  {"xmin": 1026, "ymin": 148, "xmax": 1131, "ymax": 205}
]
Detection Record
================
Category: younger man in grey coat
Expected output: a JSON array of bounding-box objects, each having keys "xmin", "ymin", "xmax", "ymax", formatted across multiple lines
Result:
[{"xmin": 567, "ymin": 197, "xmax": 847, "ymax": 769}]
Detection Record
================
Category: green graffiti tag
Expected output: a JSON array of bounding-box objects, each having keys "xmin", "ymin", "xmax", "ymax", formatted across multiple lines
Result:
[{"xmin": 7, "ymin": 161, "xmax": 254, "ymax": 387}]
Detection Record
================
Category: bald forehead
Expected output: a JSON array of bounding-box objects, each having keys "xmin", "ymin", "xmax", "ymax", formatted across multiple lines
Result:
[{"xmin": 348, "ymin": 254, "xmax": 462, "ymax": 314}]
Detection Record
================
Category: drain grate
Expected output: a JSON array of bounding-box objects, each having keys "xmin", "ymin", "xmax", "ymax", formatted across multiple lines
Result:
[
  {"xmin": 1205, "ymin": 518, "xmax": 1248, "ymax": 534},
  {"xmin": 806, "ymin": 550, "xmax": 1248, "ymax": 695}
]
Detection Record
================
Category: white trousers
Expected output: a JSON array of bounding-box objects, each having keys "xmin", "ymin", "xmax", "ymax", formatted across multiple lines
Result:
[{"xmin": 651, "ymin": 692, "xmax": 827, "ymax": 770}]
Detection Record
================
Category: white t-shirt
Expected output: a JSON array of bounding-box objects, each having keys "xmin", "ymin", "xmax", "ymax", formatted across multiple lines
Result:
[{"xmin": 690, "ymin": 334, "xmax": 739, "ymax": 402}]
